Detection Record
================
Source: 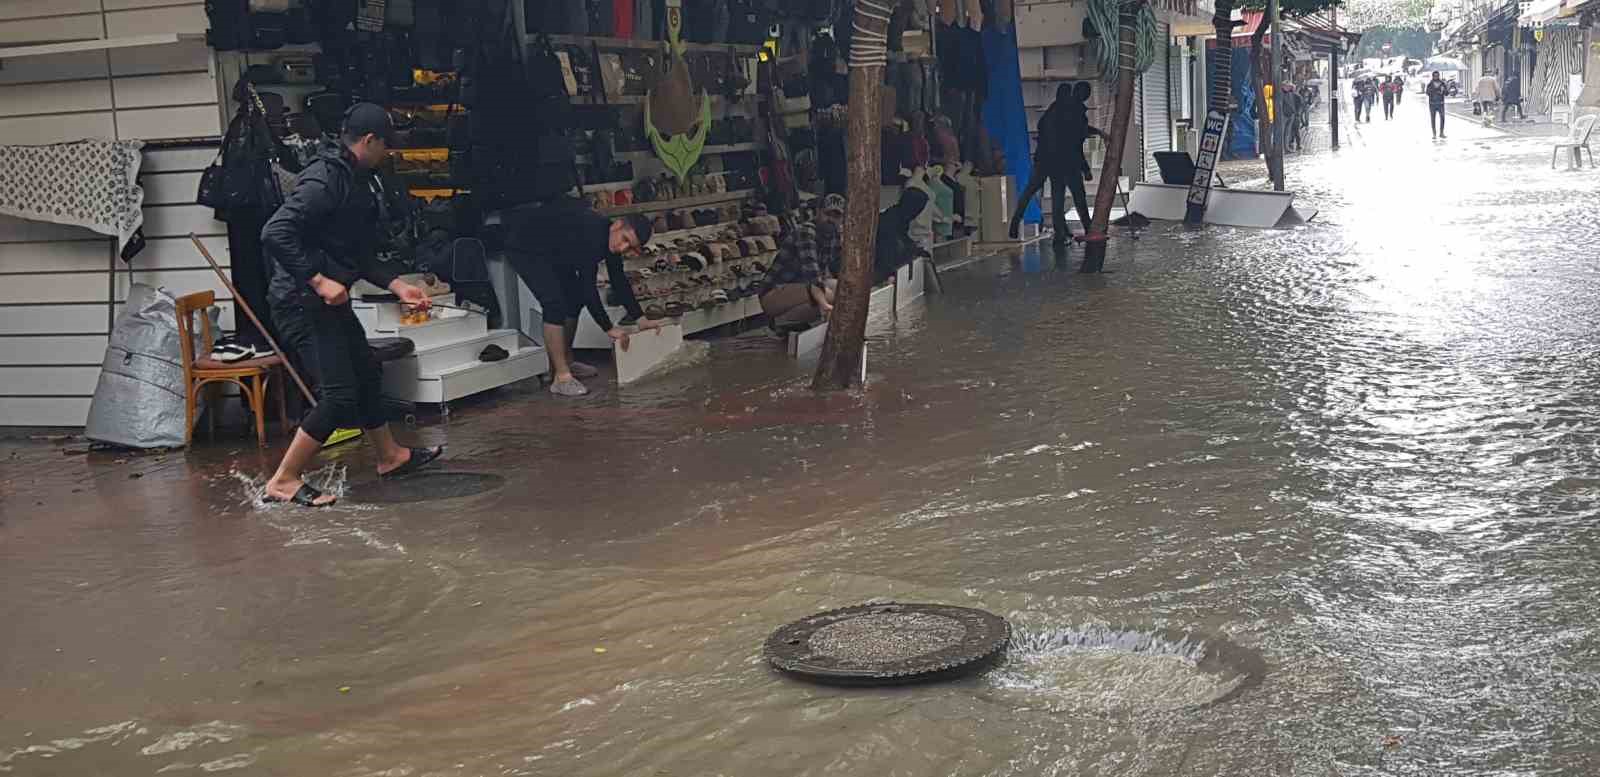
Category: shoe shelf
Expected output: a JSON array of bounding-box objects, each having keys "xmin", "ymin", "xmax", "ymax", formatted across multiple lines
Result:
[
  {"xmin": 544, "ymin": 34, "xmax": 762, "ymax": 57},
  {"xmin": 599, "ymin": 188, "xmax": 754, "ymax": 216},
  {"xmin": 575, "ymin": 143, "xmax": 761, "ymax": 172}
]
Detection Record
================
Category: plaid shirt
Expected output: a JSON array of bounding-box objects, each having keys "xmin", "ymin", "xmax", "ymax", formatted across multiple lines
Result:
[{"xmin": 763, "ymin": 221, "xmax": 833, "ymax": 291}]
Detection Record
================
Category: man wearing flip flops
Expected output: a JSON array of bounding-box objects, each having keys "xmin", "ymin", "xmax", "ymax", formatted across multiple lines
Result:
[{"xmin": 260, "ymin": 103, "xmax": 444, "ymax": 507}]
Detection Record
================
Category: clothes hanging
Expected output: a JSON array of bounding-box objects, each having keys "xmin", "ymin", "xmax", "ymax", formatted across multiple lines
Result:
[{"xmin": 0, "ymin": 140, "xmax": 145, "ymax": 250}]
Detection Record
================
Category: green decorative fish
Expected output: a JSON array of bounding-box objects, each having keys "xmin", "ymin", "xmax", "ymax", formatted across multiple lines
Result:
[{"xmin": 646, "ymin": 1, "xmax": 712, "ymax": 184}]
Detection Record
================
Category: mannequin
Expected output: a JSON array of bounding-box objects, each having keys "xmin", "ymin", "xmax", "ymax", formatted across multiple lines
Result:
[
  {"xmin": 955, "ymin": 161, "xmax": 980, "ymax": 236},
  {"xmin": 926, "ymin": 164, "xmax": 955, "ymax": 240},
  {"xmin": 904, "ymin": 167, "xmax": 937, "ymax": 251}
]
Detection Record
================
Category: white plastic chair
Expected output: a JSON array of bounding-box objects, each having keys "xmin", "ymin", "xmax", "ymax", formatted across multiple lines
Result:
[{"xmin": 1552, "ymin": 114, "xmax": 1596, "ymax": 169}]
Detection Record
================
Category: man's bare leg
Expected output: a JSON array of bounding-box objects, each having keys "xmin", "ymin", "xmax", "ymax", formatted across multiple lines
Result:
[
  {"xmin": 563, "ymin": 317, "xmax": 599, "ymax": 378},
  {"xmin": 366, "ymin": 425, "xmax": 413, "ymax": 476},
  {"xmin": 545, "ymin": 321, "xmax": 575, "ymax": 381},
  {"xmin": 265, "ymin": 429, "xmax": 338, "ymax": 505}
]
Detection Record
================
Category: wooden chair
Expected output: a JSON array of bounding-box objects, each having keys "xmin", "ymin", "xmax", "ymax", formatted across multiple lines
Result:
[{"xmin": 174, "ymin": 290, "xmax": 290, "ymax": 447}]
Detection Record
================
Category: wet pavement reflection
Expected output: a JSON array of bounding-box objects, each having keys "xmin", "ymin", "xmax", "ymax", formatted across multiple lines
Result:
[{"xmin": 4, "ymin": 117, "xmax": 1600, "ymax": 776}]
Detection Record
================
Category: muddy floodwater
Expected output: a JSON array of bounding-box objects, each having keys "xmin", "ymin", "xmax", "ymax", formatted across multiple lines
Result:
[{"xmin": 4, "ymin": 118, "xmax": 1600, "ymax": 776}]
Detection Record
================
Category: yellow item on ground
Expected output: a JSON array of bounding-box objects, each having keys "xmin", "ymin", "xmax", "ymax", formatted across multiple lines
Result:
[{"xmin": 323, "ymin": 428, "xmax": 363, "ymax": 448}]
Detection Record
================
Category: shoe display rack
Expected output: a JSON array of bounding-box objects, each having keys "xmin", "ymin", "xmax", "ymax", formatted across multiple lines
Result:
[{"xmin": 352, "ymin": 279, "xmax": 546, "ymax": 405}]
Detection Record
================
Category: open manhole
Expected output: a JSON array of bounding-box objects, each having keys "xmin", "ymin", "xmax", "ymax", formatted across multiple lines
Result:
[
  {"xmin": 982, "ymin": 624, "xmax": 1267, "ymax": 714},
  {"xmin": 348, "ymin": 472, "xmax": 505, "ymax": 504},
  {"xmin": 765, "ymin": 603, "xmax": 1011, "ymax": 686}
]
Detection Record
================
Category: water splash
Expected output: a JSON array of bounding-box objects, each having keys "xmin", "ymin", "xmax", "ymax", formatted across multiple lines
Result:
[{"xmin": 984, "ymin": 623, "xmax": 1265, "ymax": 716}]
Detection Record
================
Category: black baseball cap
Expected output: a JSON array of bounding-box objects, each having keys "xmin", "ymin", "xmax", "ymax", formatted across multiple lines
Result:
[{"xmin": 342, "ymin": 102, "xmax": 396, "ymax": 145}]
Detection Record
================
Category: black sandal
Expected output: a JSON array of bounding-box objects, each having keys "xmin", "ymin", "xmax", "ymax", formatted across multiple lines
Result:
[
  {"xmin": 264, "ymin": 483, "xmax": 335, "ymax": 508},
  {"xmin": 381, "ymin": 446, "xmax": 444, "ymax": 479}
]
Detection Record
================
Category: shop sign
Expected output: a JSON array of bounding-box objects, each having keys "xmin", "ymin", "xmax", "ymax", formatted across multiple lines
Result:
[{"xmin": 1185, "ymin": 108, "xmax": 1230, "ymax": 221}]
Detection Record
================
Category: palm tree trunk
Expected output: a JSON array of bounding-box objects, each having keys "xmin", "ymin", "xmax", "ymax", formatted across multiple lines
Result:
[
  {"xmin": 812, "ymin": 1, "xmax": 890, "ymax": 391},
  {"xmin": 1081, "ymin": 0, "xmax": 1142, "ymax": 272}
]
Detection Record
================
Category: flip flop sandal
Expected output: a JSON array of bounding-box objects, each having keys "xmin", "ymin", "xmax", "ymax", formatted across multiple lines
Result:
[
  {"xmin": 382, "ymin": 446, "xmax": 444, "ymax": 479},
  {"xmin": 646, "ymin": 304, "xmax": 667, "ymax": 319},
  {"xmin": 264, "ymin": 483, "xmax": 334, "ymax": 508}
]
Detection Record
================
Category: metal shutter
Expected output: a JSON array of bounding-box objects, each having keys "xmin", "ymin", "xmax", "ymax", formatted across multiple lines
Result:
[{"xmin": 1140, "ymin": 24, "xmax": 1173, "ymax": 182}]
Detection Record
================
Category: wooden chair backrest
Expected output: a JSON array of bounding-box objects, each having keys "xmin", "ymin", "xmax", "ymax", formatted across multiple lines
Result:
[{"xmin": 173, "ymin": 290, "xmax": 216, "ymax": 372}]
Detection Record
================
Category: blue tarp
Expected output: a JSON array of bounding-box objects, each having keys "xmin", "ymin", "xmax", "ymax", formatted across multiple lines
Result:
[
  {"xmin": 1220, "ymin": 47, "xmax": 1257, "ymax": 159},
  {"xmin": 982, "ymin": 22, "xmax": 1039, "ymax": 224}
]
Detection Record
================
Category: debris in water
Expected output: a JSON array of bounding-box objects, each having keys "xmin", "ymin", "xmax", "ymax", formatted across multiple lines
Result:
[
  {"xmin": 338, "ymin": 686, "xmax": 351, "ymax": 694},
  {"xmin": 593, "ymin": 647, "xmax": 608, "ymax": 655}
]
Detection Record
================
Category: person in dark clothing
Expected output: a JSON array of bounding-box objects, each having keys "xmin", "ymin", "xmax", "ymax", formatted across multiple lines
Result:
[
  {"xmin": 1381, "ymin": 76, "xmax": 1396, "ymax": 120},
  {"xmin": 503, "ymin": 197, "xmax": 666, "ymax": 397},
  {"xmin": 760, "ymin": 195, "xmax": 844, "ymax": 331},
  {"xmin": 1426, "ymin": 71, "xmax": 1449, "ymax": 139},
  {"xmin": 1502, "ymin": 72, "xmax": 1525, "ymax": 121},
  {"xmin": 1009, "ymin": 82, "xmax": 1106, "ymax": 247},
  {"xmin": 875, "ymin": 188, "xmax": 930, "ymax": 285},
  {"xmin": 261, "ymin": 103, "xmax": 442, "ymax": 508}
]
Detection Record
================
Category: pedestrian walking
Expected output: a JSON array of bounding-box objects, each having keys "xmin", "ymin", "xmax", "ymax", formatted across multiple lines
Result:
[
  {"xmin": 1285, "ymin": 84, "xmax": 1305, "ymax": 152},
  {"xmin": 1474, "ymin": 71, "xmax": 1500, "ymax": 119},
  {"xmin": 1009, "ymin": 81, "xmax": 1105, "ymax": 249},
  {"xmin": 1426, "ymin": 71, "xmax": 1449, "ymax": 139},
  {"xmin": 1501, "ymin": 71, "xmax": 1525, "ymax": 122},
  {"xmin": 260, "ymin": 103, "xmax": 444, "ymax": 508},
  {"xmin": 503, "ymin": 197, "xmax": 667, "ymax": 397}
]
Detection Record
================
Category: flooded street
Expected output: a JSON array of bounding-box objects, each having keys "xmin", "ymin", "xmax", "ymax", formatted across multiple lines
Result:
[{"xmin": 5, "ymin": 115, "xmax": 1600, "ymax": 776}]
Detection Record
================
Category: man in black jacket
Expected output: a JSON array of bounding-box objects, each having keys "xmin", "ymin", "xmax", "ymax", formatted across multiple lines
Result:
[
  {"xmin": 504, "ymin": 197, "xmax": 667, "ymax": 397},
  {"xmin": 1008, "ymin": 82, "xmax": 1106, "ymax": 249},
  {"xmin": 260, "ymin": 103, "xmax": 442, "ymax": 507}
]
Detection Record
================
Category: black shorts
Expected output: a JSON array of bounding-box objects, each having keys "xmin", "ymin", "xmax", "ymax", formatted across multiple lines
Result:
[{"xmin": 507, "ymin": 250, "xmax": 588, "ymax": 326}]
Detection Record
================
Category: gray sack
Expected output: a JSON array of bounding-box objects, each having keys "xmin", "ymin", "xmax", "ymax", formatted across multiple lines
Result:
[{"xmin": 85, "ymin": 283, "xmax": 200, "ymax": 449}]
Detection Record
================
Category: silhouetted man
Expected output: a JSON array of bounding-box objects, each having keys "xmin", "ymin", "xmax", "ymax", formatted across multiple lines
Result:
[
  {"xmin": 1008, "ymin": 82, "xmax": 1106, "ymax": 249},
  {"xmin": 1426, "ymin": 72, "xmax": 1449, "ymax": 139}
]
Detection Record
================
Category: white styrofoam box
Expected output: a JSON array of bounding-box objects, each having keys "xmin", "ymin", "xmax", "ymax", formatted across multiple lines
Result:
[
  {"xmin": 362, "ymin": 294, "xmax": 460, "ymax": 334},
  {"xmin": 614, "ymin": 324, "xmax": 684, "ymax": 384},
  {"xmin": 788, "ymin": 321, "xmax": 827, "ymax": 357},
  {"xmin": 1016, "ymin": 2, "xmax": 1088, "ymax": 49}
]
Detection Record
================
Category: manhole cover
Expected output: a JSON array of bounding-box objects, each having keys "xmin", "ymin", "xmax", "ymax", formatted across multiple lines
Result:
[
  {"xmin": 765, "ymin": 603, "xmax": 1010, "ymax": 686},
  {"xmin": 349, "ymin": 472, "xmax": 505, "ymax": 504}
]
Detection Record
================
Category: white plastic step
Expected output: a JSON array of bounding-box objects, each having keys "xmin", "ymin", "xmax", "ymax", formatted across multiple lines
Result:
[
  {"xmin": 385, "ymin": 309, "xmax": 488, "ymax": 351},
  {"xmin": 408, "ymin": 329, "xmax": 522, "ymax": 376},
  {"xmin": 353, "ymin": 293, "xmax": 460, "ymax": 337},
  {"xmin": 382, "ymin": 345, "xmax": 547, "ymax": 404}
]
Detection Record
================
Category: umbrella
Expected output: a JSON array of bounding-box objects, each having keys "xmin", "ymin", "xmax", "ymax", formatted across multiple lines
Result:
[{"xmin": 1423, "ymin": 56, "xmax": 1468, "ymax": 72}]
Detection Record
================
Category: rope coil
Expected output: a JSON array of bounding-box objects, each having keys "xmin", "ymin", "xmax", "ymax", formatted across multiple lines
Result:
[{"xmin": 849, "ymin": 0, "xmax": 894, "ymax": 69}]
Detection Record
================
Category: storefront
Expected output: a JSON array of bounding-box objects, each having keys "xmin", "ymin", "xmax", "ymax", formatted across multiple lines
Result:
[{"xmin": 0, "ymin": 0, "xmax": 998, "ymax": 429}]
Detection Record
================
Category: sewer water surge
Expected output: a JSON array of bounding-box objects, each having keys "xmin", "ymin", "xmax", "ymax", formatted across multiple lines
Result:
[{"xmin": 3, "ymin": 121, "xmax": 1600, "ymax": 775}]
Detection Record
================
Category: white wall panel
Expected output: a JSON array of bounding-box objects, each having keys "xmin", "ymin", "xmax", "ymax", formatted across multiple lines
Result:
[
  {"xmin": 0, "ymin": 239, "xmax": 109, "ymax": 273},
  {"xmin": 0, "ymin": 0, "xmax": 100, "ymax": 21},
  {"xmin": 0, "ymin": 78, "xmax": 113, "ymax": 117},
  {"xmin": 113, "ymin": 72, "xmax": 217, "ymax": 109},
  {"xmin": 124, "ymin": 236, "xmax": 229, "ymax": 270},
  {"xmin": 116, "ymin": 104, "xmax": 222, "ymax": 140},
  {"xmin": 0, "ymin": 397, "xmax": 94, "ymax": 427},
  {"xmin": 0, "ymin": 334, "xmax": 106, "ymax": 364},
  {"xmin": 0, "ymin": 111, "xmax": 115, "ymax": 143},
  {"xmin": 0, "ymin": 365, "xmax": 100, "ymax": 395},
  {"xmin": 115, "ymin": 269, "xmax": 230, "ymax": 302},
  {"xmin": 0, "ymin": 13, "xmax": 103, "ymax": 44},
  {"xmin": 0, "ymin": 215, "xmax": 100, "ymax": 244},
  {"xmin": 0, "ymin": 50, "xmax": 106, "ymax": 85},
  {"xmin": 110, "ymin": 39, "xmax": 213, "ymax": 77},
  {"xmin": 140, "ymin": 205, "xmax": 226, "ymax": 239},
  {"xmin": 141, "ymin": 147, "xmax": 217, "ymax": 174},
  {"xmin": 105, "ymin": 4, "xmax": 205, "ymax": 37},
  {"xmin": 0, "ymin": 304, "xmax": 108, "ymax": 335},
  {"xmin": 141, "ymin": 171, "xmax": 204, "ymax": 205},
  {"xmin": 113, "ymin": 299, "xmax": 233, "ymax": 331},
  {"xmin": 0, "ymin": 273, "xmax": 110, "ymax": 304}
]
